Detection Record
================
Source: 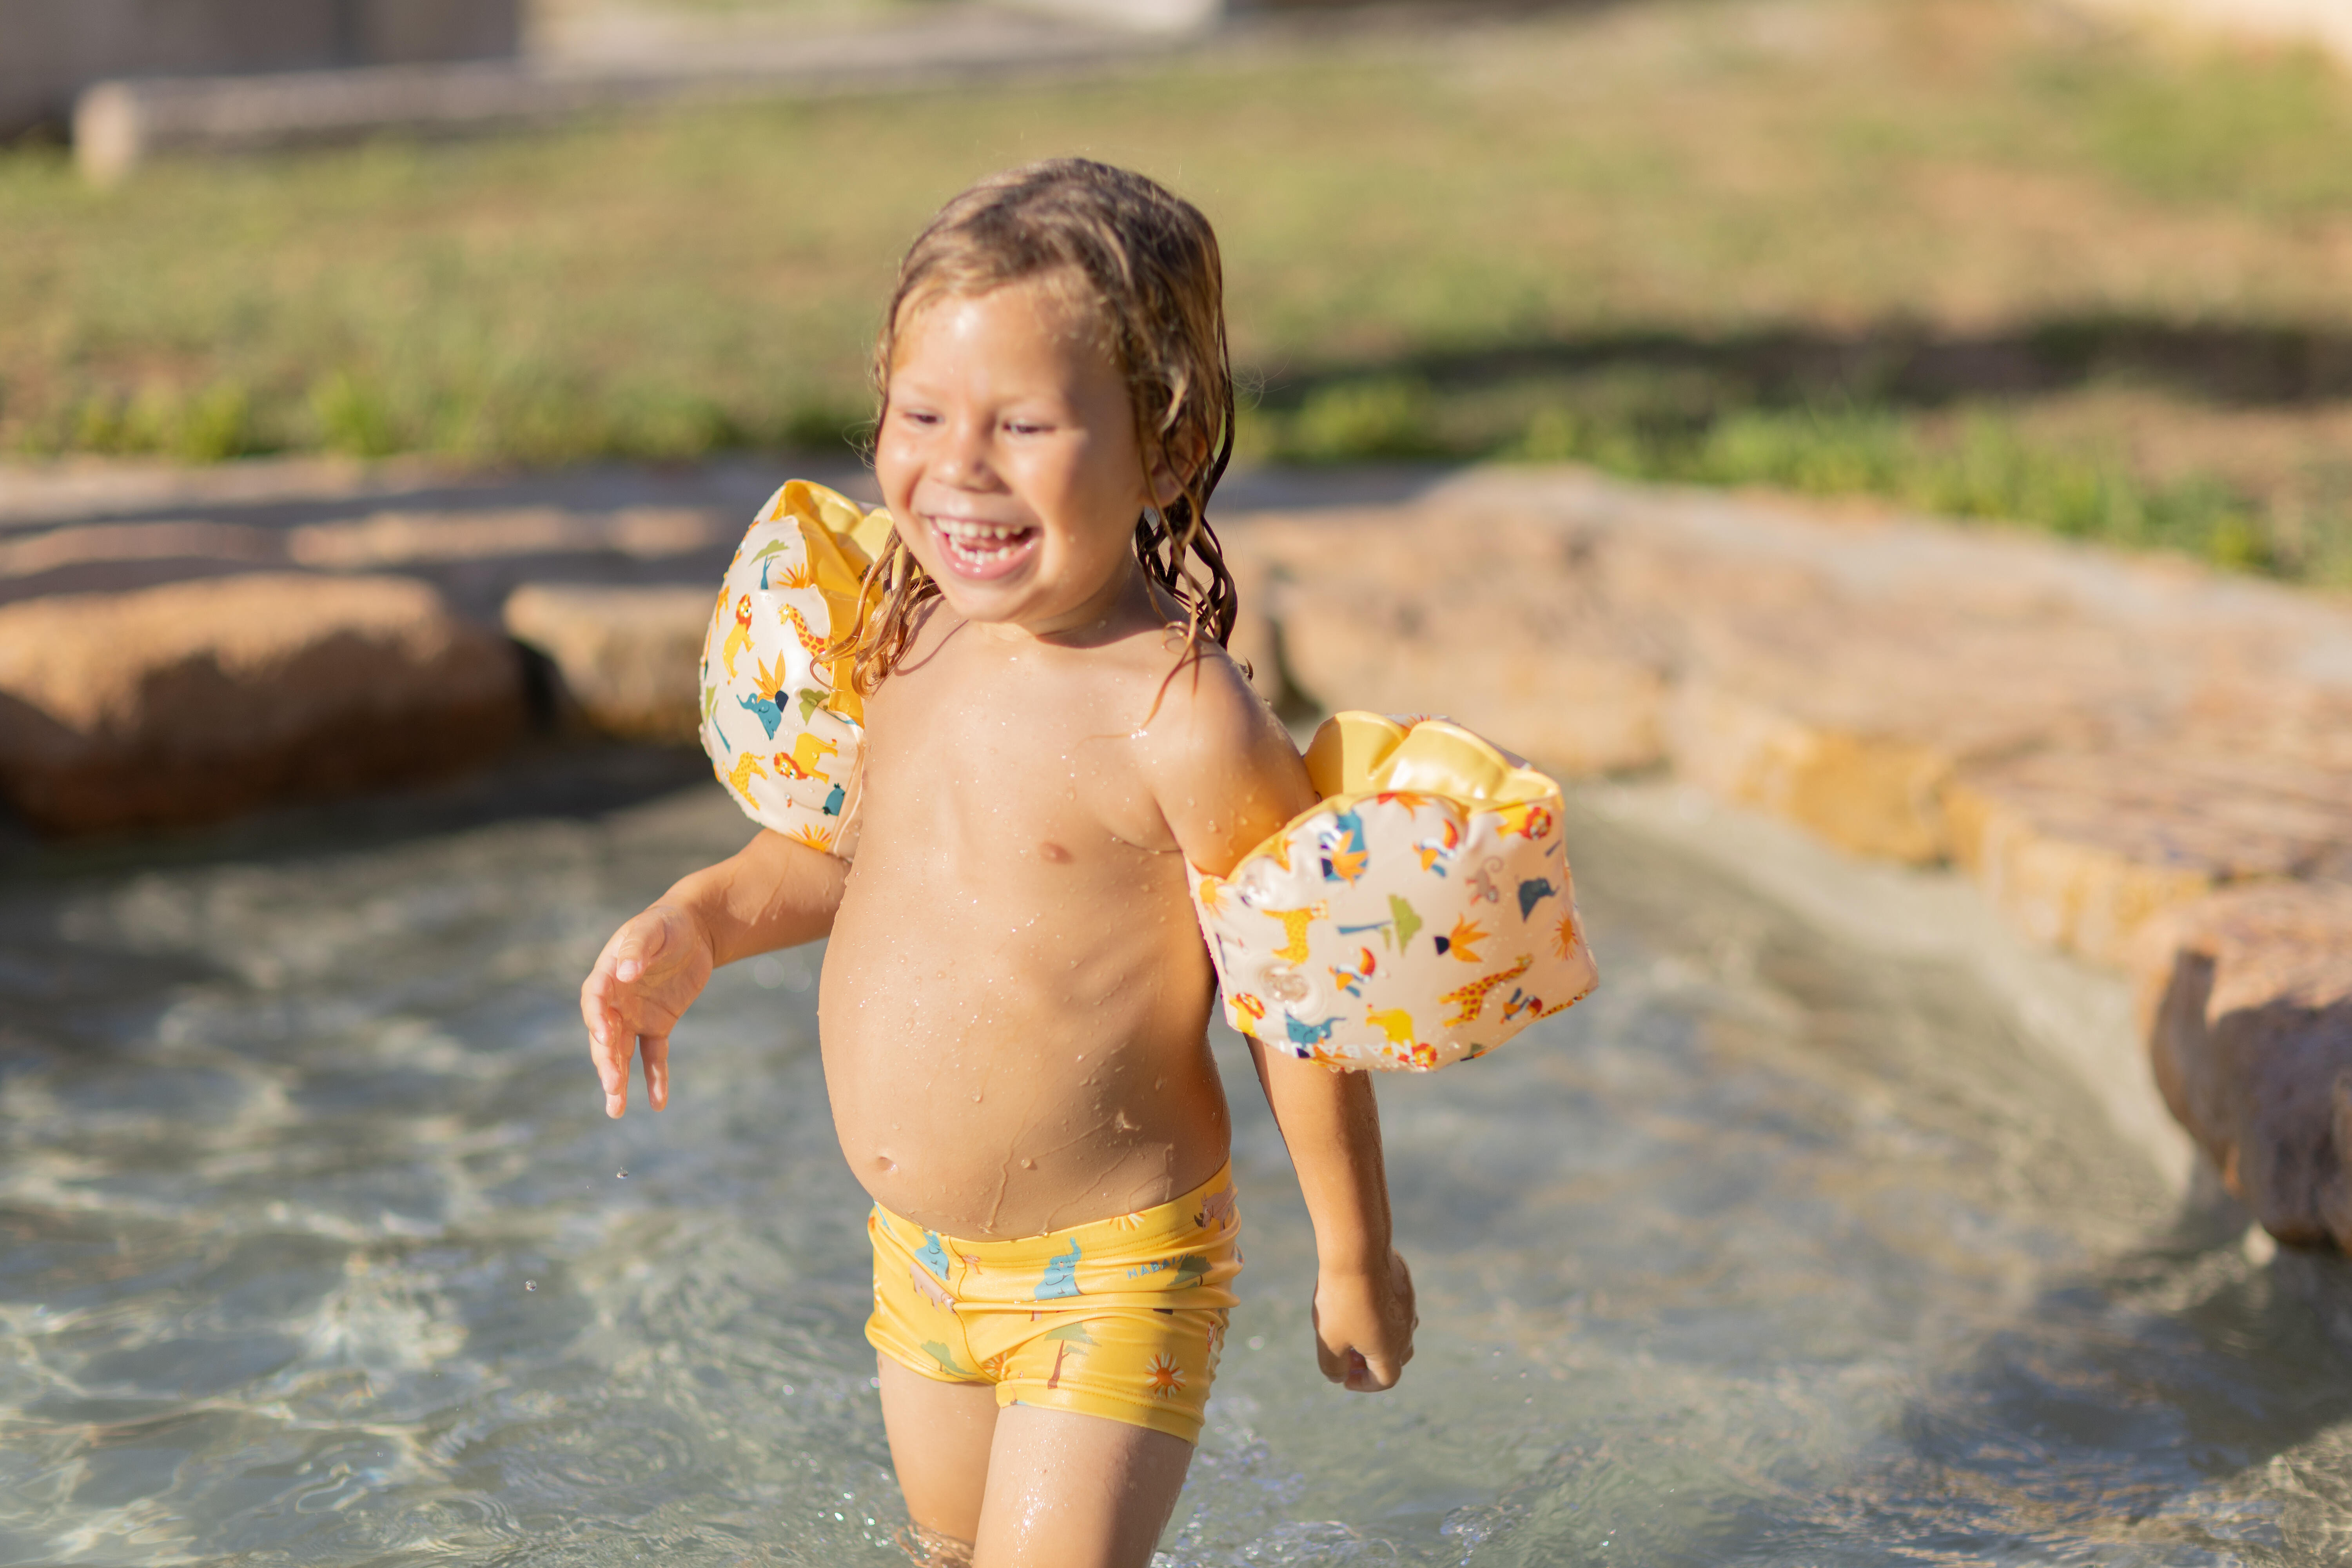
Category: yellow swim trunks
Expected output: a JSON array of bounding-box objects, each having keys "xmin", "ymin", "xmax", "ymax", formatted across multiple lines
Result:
[{"xmin": 866, "ymin": 1164, "xmax": 1242, "ymax": 1444}]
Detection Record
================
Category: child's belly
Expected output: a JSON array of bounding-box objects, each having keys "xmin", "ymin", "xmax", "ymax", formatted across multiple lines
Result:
[{"xmin": 818, "ymin": 861, "xmax": 1232, "ymax": 1239}]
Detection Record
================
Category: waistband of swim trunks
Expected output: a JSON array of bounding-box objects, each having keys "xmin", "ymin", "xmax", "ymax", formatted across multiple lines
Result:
[{"xmin": 874, "ymin": 1161, "xmax": 1235, "ymax": 1264}]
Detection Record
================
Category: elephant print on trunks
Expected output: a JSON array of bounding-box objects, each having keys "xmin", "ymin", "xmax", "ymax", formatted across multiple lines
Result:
[
  {"xmin": 1036, "ymin": 1240, "xmax": 1083, "ymax": 1301},
  {"xmin": 1188, "ymin": 713, "xmax": 1597, "ymax": 1071},
  {"xmin": 699, "ymin": 480, "xmax": 892, "ymax": 857}
]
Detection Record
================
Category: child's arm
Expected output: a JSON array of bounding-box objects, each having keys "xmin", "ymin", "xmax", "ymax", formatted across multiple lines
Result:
[
  {"xmin": 1146, "ymin": 659, "xmax": 1418, "ymax": 1392},
  {"xmin": 1247, "ymin": 1042, "xmax": 1417, "ymax": 1390},
  {"xmin": 581, "ymin": 829, "xmax": 847, "ymax": 1118}
]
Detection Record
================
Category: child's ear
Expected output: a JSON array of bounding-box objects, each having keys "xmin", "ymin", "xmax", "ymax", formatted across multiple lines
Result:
[{"xmin": 1147, "ymin": 430, "xmax": 1209, "ymax": 508}]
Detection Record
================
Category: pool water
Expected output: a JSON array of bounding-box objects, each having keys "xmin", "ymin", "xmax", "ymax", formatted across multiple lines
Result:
[{"xmin": 4, "ymin": 760, "xmax": 2350, "ymax": 1566}]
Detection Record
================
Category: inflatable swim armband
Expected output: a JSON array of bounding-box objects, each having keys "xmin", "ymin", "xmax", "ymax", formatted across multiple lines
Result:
[
  {"xmin": 1190, "ymin": 711, "xmax": 1598, "ymax": 1071},
  {"xmin": 698, "ymin": 480, "xmax": 893, "ymax": 858}
]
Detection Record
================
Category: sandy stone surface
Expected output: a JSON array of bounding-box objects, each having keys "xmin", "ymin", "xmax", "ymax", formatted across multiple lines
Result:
[
  {"xmin": 1227, "ymin": 466, "xmax": 2352, "ymax": 973},
  {"xmin": 0, "ymin": 572, "xmax": 522, "ymax": 834},
  {"xmin": 504, "ymin": 581, "xmax": 714, "ymax": 743},
  {"xmin": 2136, "ymin": 884, "xmax": 2352, "ymax": 1247}
]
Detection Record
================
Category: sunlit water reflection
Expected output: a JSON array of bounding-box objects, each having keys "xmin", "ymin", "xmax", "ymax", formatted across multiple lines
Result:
[{"xmin": 4, "ymin": 759, "xmax": 2350, "ymax": 1565}]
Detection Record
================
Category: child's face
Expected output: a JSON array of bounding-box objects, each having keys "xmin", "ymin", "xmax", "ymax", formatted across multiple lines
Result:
[{"xmin": 877, "ymin": 274, "xmax": 1168, "ymax": 637}]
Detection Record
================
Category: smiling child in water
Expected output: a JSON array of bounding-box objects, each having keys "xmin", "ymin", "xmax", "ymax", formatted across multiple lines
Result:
[{"xmin": 581, "ymin": 160, "xmax": 1416, "ymax": 1566}]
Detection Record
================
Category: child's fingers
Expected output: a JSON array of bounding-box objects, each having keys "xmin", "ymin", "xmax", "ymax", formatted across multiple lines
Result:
[
  {"xmin": 607, "ymin": 909, "xmax": 674, "ymax": 985},
  {"xmin": 1348, "ymin": 1344, "xmax": 1409, "ymax": 1392},
  {"xmin": 640, "ymin": 1031, "xmax": 670, "ymax": 1111},
  {"xmin": 603, "ymin": 1033, "xmax": 635, "ymax": 1118}
]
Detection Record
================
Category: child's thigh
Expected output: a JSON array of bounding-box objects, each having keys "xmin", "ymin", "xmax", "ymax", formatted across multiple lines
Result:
[
  {"xmin": 878, "ymin": 1356, "xmax": 1001, "ymax": 1549},
  {"xmin": 972, "ymin": 1403, "xmax": 1194, "ymax": 1568}
]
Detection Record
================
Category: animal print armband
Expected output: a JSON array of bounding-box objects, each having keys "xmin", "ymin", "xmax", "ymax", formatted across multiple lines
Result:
[
  {"xmin": 1188, "ymin": 712, "xmax": 1598, "ymax": 1071},
  {"xmin": 698, "ymin": 480, "xmax": 893, "ymax": 859}
]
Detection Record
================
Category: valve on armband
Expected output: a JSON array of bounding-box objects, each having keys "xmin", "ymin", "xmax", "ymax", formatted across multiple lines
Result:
[
  {"xmin": 698, "ymin": 480, "xmax": 893, "ymax": 859},
  {"xmin": 1189, "ymin": 711, "xmax": 1599, "ymax": 1071}
]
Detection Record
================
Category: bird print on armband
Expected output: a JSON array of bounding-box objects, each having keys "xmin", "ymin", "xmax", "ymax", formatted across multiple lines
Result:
[
  {"xmin": 1433, "ymin": 916, "xmax": 1488, "ymax": 963},
  {"xmin": 1318, "ymin": 809, "xmax": 1370, "ymax": 885},
  {"xmin": 1328, "ymin": 947, "xmax": 1379, "ymax": 998},
  {"xmin": 1414, "ymin": 818, "xmax": 1461, "ymax": 875}
]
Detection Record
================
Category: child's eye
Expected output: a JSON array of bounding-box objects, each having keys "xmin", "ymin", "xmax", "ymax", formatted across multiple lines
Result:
[{"xmin": 1005, "ymin": 421, "xmax": 1052, "ymax": 437}]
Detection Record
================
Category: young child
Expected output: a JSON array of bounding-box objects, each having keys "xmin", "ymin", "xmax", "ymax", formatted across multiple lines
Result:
[{"xmin": 581, "ymin": 160, "xmax": 1417, "ymax": 1567}]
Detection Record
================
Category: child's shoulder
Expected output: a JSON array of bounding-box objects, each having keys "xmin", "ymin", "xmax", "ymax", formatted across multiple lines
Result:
[{"xmin": 1126, "ymin": 630, "xmax": 1300, "ymax": 788}]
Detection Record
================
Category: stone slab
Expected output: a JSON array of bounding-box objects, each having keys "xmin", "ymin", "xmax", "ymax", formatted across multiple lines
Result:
[
  {"xmin": 1950, "ymin": 748, "xmax": 2352, "ymax": 965},
  {"xmin": 1226, "ymin": 507, "xmax": 1672, "ymax": 776},
  {"xmin": 0, "ymin": 572, "xmax": 522, "ymax": 834},
  {"xmin": 1239, "ymin": 466, "xmax": 2352, "ymax": 947},
  {"xmin": 504, "ymin": 581, "xmax": 711, "ymax": 744}
]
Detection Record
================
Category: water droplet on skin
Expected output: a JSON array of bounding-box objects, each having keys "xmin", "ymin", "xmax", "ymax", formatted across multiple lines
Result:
[{"xmin": 1021, "ymin": 1158, "xmax": 1035, "ymax": 1169}]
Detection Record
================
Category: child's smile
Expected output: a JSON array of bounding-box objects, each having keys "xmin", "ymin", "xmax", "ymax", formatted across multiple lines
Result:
[{"xmin": 877, "ymin": 274, "xmax": 1172, "ymax": 637}]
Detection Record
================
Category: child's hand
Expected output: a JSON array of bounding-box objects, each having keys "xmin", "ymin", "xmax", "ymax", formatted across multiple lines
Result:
[
  {"xmin": 580, "ymin": 902, "xmax": 714, "ymax": 1118},
  {"xmin": 1311, "ymin": 1248, "xmax": 1418, "ymax": 1392}
]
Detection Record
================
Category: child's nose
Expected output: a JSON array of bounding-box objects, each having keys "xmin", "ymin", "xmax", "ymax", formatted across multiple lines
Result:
[{"xmin": 933, "ymin": 416, "xmax": 996, "ymax": 486}]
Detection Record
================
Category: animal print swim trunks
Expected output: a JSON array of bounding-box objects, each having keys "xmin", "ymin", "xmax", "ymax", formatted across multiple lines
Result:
[{"xmin": 865, "ymin": 1163, "xmax": 1242, "ymax": 1443}]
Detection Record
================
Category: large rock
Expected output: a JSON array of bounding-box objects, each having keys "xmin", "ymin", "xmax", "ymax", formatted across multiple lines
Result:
[
  {"xmin": 502, "ymin": 581, "xmax": 712, "ymax": 743},
  {"xmin": 2136, "ymin": 883, "xmax": 2352, "ymax": 1247},
  {"xmin": 1950, "ymin": 748, "xmax": 2352, "ymax": 965},
  {"xmin": 1229, "ymin": 508, "xmax": 1671, "ymax": 775},
  {"xmin": 0, "ymin": 572, "xmax": 521, "ymax": 834}
]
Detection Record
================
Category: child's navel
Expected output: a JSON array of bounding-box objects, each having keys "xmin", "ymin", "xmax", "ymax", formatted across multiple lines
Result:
[{"xmin": 1037, "ymin": 840, "xmax": 1073, "ymax": 863}]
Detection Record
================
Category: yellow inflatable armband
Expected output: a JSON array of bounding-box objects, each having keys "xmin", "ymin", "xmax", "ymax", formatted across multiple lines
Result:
[
  {"xmin": 1190, "ymin": 712, "xmax": 1599, "ymax": 1070},
  {"xmin": 698, "ymin": 481, "xmax": 893, "ymax": 858}
]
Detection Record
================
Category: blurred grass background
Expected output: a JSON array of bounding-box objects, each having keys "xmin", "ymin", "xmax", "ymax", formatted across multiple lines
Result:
[{"xmin": 4, "ymin": 0, "xmax": 2350, "ymax": 582}]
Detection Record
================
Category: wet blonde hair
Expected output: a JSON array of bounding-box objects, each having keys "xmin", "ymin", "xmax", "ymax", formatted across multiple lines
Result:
[{"xmin": 838, "ymin": 158, "xmax": 1240, "ymax": 695}]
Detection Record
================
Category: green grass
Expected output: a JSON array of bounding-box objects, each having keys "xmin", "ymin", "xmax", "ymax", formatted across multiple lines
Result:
[
  {"xmin": 1247, "ymin": 376, "xmax": 2327, "ymax": 579},
  {"xmin": 3, "ymin": 0, "xmax": 2350, "ymax": 582}
]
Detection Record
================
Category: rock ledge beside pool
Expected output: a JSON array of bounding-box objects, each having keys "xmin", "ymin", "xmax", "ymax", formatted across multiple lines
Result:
[
  {"xmin": 1, "ymin": 456, "xmax": 2347, "ymax": 1251},
  {"xmin": 1219, "ymin": 466, "xmax": 2352, "ymax": 1251}
]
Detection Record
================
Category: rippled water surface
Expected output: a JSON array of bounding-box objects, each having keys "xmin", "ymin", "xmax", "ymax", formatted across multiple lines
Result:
[{"xmin": 6, "ymin": 759, "xmax": 2352, "ymax": 1566}]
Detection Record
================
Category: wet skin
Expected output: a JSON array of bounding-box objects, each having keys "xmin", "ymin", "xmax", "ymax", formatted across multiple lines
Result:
[
  {"xmin": 832, "ymin": 276, "xmax": 1302, "ymax": 1236},
  {"xmin": 582, "ymin": 276, "xmax": 1415, "ymax": 1562}
]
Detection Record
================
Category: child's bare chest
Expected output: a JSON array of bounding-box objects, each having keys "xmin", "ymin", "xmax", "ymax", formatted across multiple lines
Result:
[{"xmin": 857, "ymin": 635, "xmax": 1175, "ymax": 867}]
